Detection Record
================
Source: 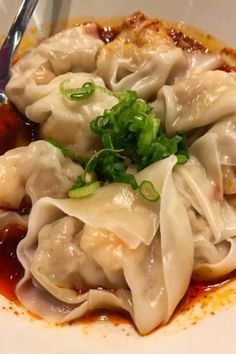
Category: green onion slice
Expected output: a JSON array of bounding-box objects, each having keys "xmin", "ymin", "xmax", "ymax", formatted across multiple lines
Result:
[
  {"xmin": 177, "ymin": 154, "xmax": 188, "ymax": 165},
  {"xmin": 46, "ymin": 137, "xmax": 69, "ymax": 157},
  {"xmin": 71, "ymin": 176, "xmax": 85, "ymax": 190},
  {"xmin": 139, "ymin": 180, "xmax": 160, "ymax": 202},
  {"xmin": 60, "ymin": 79, "xmax": 96, "ymax": 101},
  {"xmin": 68, "ymin": 181, "xmax": 100, "ymax": 199}
]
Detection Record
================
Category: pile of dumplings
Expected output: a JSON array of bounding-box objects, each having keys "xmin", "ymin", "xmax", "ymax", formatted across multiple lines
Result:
[{"xmin": 1, "ymin": 12, "xmax": 236, "ymax": 335}]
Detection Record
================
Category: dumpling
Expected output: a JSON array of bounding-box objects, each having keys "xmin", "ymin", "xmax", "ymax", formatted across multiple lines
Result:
[
  {"xmin": 208, "ymin": 116, "xmax": 236, "ymax": 167},
  {"xmin": 188, "ymin": 119, "xmax": 236, "ymax": 279},
  {"xmin": 222, "ymin": 166, "xmax": 236, "ymax": 195},
  {"xmin": 23, "ymin": 72, "xmax": 118, "ymax": 157},
  {"xmin": 97, "ymin": 12, "xmax": 223, "ymax": 100},
  {"xmin": 97, "ymin": 12, "xmax": 187, "ymax": 100},
  {"xmin": 190, "ymin": 116, "xmax": 236, "ymax": 196},
  {"xmin": 152, "ymin": 70, "xmax": 236, "ymax": 136},
  {"xmin": 174, "ymin": 157, "xmax": 236, "ymax": 281},
  {"xmin": 183, "ymin": 52, "xmax": 223, "ymax": 78},
  {"xmin": 0, "ymin": 140, "xmax": 83, "ymax": 209},
  {"xmin": 6, "ymin": 24, "xmax": 104, "ymax": 112},
  {"xmin": 193, "ymin": 235, "xmax": 236, "ymax": 280},
  {"xmin": 16, "ymin": 155, "xmax": 193, "ymax": 335},
  {"xmin": 175, "ymin": 156, "xmax": 236, "ymax": 241}
]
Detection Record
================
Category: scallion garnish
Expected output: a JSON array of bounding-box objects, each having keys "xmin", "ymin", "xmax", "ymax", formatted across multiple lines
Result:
[
  {"xmin": 70, "ymin": 175, "xmax": 85, "ymax": 190},
  {"xmin": 60, "ymin": 79, "xmax": 96, "ymax": 101},
  {"xmin": 68, "ymin": 181, "xmax": 101, "ymax": 199},
  {"xmin": 139, "ymin": 180, "xmax": 160, "ymax": 202},
  {"xmin": 48, "ymin": 82, "xmax": 189, "ymax": 201},
  {"xmin": 90, "ymin": 90, "xmax": 188, "ymax": 169},
  {"xmin": 85, "ymin": 148, "xmax": 139, "ymax": 190},
  {"xmin": 85, "ymin": 148, "xmax": 125, "ymax": 174}
]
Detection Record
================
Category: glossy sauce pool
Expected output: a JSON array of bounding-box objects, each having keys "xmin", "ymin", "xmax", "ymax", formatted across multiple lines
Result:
[
  {"xmin": 0, "ymin": 18, "xmax": 236, "ymax": 330},
  {"xmin": 0, "ymin": 224, "xmax": 26, "ymax": 301},
  {"xmin": 0, "ymin": 104, "xmax": 38, "ymax": 155}
]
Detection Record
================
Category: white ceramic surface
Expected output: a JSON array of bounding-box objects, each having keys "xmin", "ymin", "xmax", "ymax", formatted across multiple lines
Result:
[
  {"xmin": 1, "ymin": 0, "xmax": 236, "ymax": 47},
  {"xmin": 1, "ymin": 1, "xmax": 236, "ymax": 354}
]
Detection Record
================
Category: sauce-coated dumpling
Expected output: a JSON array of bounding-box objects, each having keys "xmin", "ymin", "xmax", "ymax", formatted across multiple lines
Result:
[
  {"xmin": 17, "ymin": 156, "xmax": 194, "ymax": 334},
  {"xmin": 0, "ymin": 140, "xmax": 83, "ymax": 209},
  {"xmin": 23, "ymin": 72, "xmax": 117, "ymax": 157},
  {"xmin": 97, "ymin": 12, "xmax": 223, "ymax": 100},
  {"xmin": 153, "ymin": 70, "xmax": 236, "ymax": 135},
  {"xmin": 6, "ymin": 24, "xmax": 104, "ymax": 112},
  {"xmin": 97, "ymin": 12, "xmax": 186, "ymax": 99}
]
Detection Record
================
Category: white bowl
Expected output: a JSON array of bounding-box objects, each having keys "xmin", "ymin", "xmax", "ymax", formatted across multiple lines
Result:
[
  {"xmin": 0, "ymin": 1, "xmax": 236, "ymax": 354},
  {"xmin": 1, "ymin": 0, "xmax": 236, "ymax": 47}
]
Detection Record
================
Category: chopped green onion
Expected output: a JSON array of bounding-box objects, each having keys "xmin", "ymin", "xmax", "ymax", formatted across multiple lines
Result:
[
  {"xmin": 101, "ymin": 132, "xmax": 114, "ymax": 149},
  {"xmin": 71, "ymin": 176, "xmax": 85, "ymax": 190},
  {"xmin": 139, "ymin": 180, "xmax": 160, "ymax": 202},
  {"xmin": 51, "ymin": 82, "xmax": 189, "ymax": 202},
  {"xmin": 60, "ymin": 79, "xmax": 95, "ymax": 101},
  {"xmin": 46, "ymin": 137, "xmax": 70, "ymax": 157},
  {"xmin": 175, "ymin": 133, "xmax": 189, "ymax": 164},
  {"xmin": 68, "ymin": 181, "xmax": 100, "ymax": 199},
  {"xmin": 114, "ymin": 173, "xmax": 139, "ymax": 190},
  {"xmin": 177, "ymin": 154, "xmax": 188, "ymax": 164},
  {"xmin": 85, "ymin": 148, "xmax": 124, "ymax": 174},
  {"xmin": 90, "ymin": 90, "xmax": 189, "ymax": 170}
]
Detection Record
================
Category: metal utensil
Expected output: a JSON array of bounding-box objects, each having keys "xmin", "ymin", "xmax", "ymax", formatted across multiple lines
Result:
[{"xmin": 0, "ymin": 0, "xmax": 39, "ymax": 104}]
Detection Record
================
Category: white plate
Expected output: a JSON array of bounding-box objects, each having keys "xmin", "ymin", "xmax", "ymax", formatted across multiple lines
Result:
[{"xmin": 1, "ymin": 1, "xmax": 236, "ymax": 354}]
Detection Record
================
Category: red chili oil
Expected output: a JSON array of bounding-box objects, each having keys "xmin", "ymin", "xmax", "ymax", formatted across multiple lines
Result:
[
  {"xmin": 0, "ymin": 224, "xmax": 26, "ymax": 301},
  {"xmin": 168, "ymin": 27, "xmax": 207, "ymax": 53},
  {"xmin": 97, "ymin": 25, "xmax": 120, "ymax": 43},
  {"xmin": 178, "ymin": 275, "xmax": 234, "ymax": 313},
  {"xmin": 0, "ymin": 103, "xmax": 38, "ymax": 155}
]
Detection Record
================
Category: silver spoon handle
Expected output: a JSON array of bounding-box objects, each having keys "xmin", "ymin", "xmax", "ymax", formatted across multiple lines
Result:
[{"xmin": 0, "ymin": 0, "xmax": 39, "ymax": 82}]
